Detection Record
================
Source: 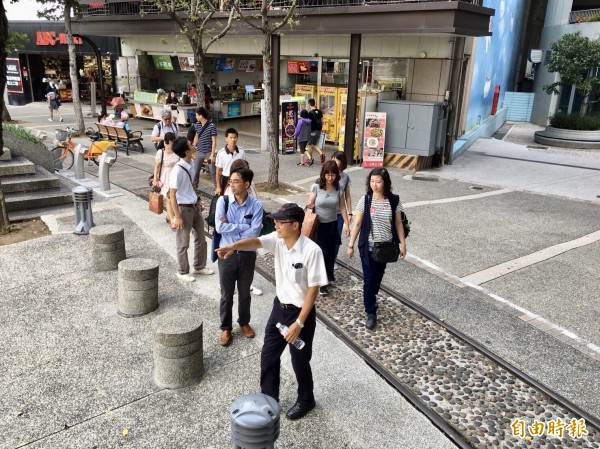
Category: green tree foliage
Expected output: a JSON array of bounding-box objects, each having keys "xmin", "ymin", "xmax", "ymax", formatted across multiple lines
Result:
[
  {"xmin": 151, "ymin": 0, "xmax": 237, "ymax": 107},
  {"xmin": 7, "ymin": 31, "xmax": 28, "ymax": 54},
  {"xmin": 544, "ymin": 32, "xmax": 600, "ymax": 116}
]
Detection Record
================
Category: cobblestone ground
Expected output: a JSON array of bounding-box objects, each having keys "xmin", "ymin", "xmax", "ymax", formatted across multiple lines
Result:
[{"xmin": 256, "ymin": 254, "xmax": 600, "ymax": 449}]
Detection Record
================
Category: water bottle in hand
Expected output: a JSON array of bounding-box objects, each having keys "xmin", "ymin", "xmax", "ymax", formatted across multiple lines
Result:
[{"xmin": 276, "ymin": 322, "xmax": 305, "ymax": 350}]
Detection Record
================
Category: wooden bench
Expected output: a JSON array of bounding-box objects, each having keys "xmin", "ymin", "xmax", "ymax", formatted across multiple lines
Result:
[{"xmin": 96, "ymin": 123, "xmax": 144, "ymax": 156}]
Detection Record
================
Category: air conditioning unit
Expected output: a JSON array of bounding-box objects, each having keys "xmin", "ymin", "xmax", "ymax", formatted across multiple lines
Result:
[
  {"xmin": 529, "ymin": 49, "xmax": 543, "ymax": 64},
  {"xmin": 525, "ymin": 60, "xmax": 535, "ymax": 80}
]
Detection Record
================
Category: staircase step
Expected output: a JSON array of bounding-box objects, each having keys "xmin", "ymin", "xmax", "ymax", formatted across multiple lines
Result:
[
  {"xmin": 1, "ymin": 167, "xmax": 61, "ymax": 193},
  {"xmin": 5, "ymin": 187, "xmax": 73, "ymax": 212},
  {"xmin": 0, "ymin": 156, "xmax": 36, "ymax": 176}
]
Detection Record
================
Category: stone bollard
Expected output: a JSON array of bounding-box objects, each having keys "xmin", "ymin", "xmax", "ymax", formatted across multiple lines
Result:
[
  {"xmin": 90, "ymin": 225, "xmax": 126, "ymax": 271},
  {"xmin": 152, "ymin": 310, "xmax": 203, "ymax": 389},
  {"xmin": 117, "ymin": 258, "xmax": 159, "ymax": 318},
  {"xmin": 230, "ymin": 393, "xmax": 281, "ymax": 449}
]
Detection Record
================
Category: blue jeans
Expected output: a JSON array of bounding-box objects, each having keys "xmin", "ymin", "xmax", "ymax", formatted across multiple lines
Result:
[{"xmin": 361, "ymin": 251, "xmax": 387, "ymax": 315}]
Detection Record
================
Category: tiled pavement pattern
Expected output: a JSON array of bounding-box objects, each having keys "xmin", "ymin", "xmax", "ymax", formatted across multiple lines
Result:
[{"xmin": 256, "ymin": 253, "xmax": 600, "ymax": 449}]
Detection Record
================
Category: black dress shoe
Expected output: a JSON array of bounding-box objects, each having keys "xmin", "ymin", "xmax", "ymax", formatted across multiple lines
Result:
[
  {"xmin": 365, "ymin": 314, "xmax": 377, "ymax": 330},
  {"xmin": 286, "ymin": 399, "xmax": 316, "ymax": 420}
]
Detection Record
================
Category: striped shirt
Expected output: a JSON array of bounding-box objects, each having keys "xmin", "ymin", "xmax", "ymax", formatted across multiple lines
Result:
[
  {"xmin": 356, "ymin": 195, "xmax": 404, "ymax": 243},
  {"xmin": 194, "ymin": 121, "xmax": 217, "ymax": 154}
]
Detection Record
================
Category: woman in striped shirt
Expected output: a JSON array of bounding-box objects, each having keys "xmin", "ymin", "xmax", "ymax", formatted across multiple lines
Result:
[{"xmin": 346, "ymin": 168, "xmax": 407, "ymax": 330}]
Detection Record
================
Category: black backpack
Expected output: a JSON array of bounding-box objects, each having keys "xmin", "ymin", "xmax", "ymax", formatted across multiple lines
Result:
[{"xmin": 206, "ymin": 194, "xmax": 225, "ymax": 229}]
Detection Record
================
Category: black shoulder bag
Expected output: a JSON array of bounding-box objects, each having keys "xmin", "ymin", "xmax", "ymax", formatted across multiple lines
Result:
[{"xmin": 370, "ymin": 195, "xmax": 400, "ymax": 264}]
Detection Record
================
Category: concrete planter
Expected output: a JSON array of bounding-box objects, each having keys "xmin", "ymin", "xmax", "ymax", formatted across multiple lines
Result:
[
  {"xmin": 534, "ymin": 126, "xmax": 600, "ymax": 149},
  {"xmin": 3, "ymin": 131, "xmax": 55, "ymax": 172}
]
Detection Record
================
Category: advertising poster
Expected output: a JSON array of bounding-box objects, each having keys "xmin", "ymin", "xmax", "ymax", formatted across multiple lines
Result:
[
  {"xmin": 6, "ymin": 58, "xmax": 24, "ymax": 94},
  {"xmin": 287, "ymin": 61, "xmax": 310, "ymax": 74},
  {"xmin": 178, "ymin": 56, "xmax": 195, "ymax": 71},
  {"xmin": 281, "ymin": 101, "xmax": 298, "ymax": 154},
  {"xmin": 227, "ymin": 103, "xmax": 241, "ymax": 118},
  {"xmin": 215, "ymin": 57, "xmax": 235, "ymax": 72},
  {"xmin": 362, "ymin": 112, "xmax": 386, "ymax": 168},
  {"xmin": 238, "ymin": 59, "xmax": 257, "ymax": 72}
]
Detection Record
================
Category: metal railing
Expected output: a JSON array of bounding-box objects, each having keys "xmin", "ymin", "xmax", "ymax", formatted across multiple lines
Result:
[
  {"xmin": 570, "ymin": 8, "xmax": 600, "ymax": 23},
  {"xmin": 80, "ymin": 0, "xmax": 482, "ymax": 17}
]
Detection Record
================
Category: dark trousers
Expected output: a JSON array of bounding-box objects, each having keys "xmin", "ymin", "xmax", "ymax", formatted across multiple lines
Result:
[
  {"xmin": 361, "ymin": 251, "xmax": 387, "ymax": 315},
  {"xmin": 315, "ymin": 220, "xmax": 340, "ymax": 282},
  {"xmin": 333, "ymin": 213, "xmax": 344, "ymax": 260},
  {"xmin": 261, "ymin": 297, "xmax": 316, "ymax": 404},
  {"xmin": 218, "ymin": 251, "xmax": 256, "ymax": 329}
]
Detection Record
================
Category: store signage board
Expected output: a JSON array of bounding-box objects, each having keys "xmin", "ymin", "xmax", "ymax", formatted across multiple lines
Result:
[
  {"xmin": 215, "ymin": 57, "xmax": 235, "ymax": 72},
  {"xmin": 36, "ymin": 32, "xmax": 83, "ymax": 46},
  {"xmin": 6, "ymin": 58, "xmax": 24, "ymax": 94},
  {"xmin": 152, "ymin": 55, "xmax": 173, "ymax": 71},
  {"xmin": 281, "ymin": 101, "xmax": 298, "ymax": 154},
  {"xmin": 287, "ymin": 61, "xmax": 311, "ymax": 74},
  {"xmin": 178, "ymin": 56, "xmax": 194, "ymax": 71},
  {"xmin": 362, "ymin": 112, "xmax": 386, "ymax": 168},
  {"xmin": 239, "ymin": 59, "xmax": 257, "ymax": 73}
]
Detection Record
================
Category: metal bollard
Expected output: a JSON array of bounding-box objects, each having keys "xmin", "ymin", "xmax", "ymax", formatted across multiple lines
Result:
[
  {"xmin": 98, "ymin": 152, "xmax": 112, "ymax": 191},
  {"xmin": 72, "ymin": 186, "xmax": 94, "ymax": 234},
  {"xmin": 74, "ymin": 144, "xmax": 88, "ymax": 180},
  {"xmin": 230, "ymin": 393, "xmax": 280, "ymax": 449}
]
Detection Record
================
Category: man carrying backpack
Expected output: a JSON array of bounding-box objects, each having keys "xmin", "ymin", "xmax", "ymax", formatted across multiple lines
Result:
[{"xmin": 306, "ymin": 98, "xmax": 326, "ymax": 164}]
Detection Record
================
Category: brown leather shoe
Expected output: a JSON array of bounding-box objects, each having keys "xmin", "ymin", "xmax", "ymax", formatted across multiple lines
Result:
[
  {"xmin": 220, "ymin": 329, "xmax": 232, "ymax": 346},
  {"xmin": 240, "ymin": 324, "xmax": 256, "ymax": 338}
]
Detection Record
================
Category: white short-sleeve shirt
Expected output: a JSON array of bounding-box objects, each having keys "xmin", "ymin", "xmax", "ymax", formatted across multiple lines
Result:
[
  {"xmin": 259, "ymin": 232, "xmax": 328, "ymax": 308},
  {"xmin": 215, "ymin": 146, "xmax": 245, "ymax": 177},
  {"xmin": 169, "ymin": 160, "xmax": 197, "ymax": 205}
]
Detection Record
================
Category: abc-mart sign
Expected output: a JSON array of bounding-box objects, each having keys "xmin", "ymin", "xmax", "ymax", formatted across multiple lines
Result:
[{"xmin": 36, "ymin": 32, "xmax": 83, "ymax": 46}]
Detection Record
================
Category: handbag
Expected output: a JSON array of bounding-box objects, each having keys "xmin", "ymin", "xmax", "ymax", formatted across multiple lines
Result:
[
  {"xmin": 301, "ymin": 207, "xmax": 319, "ymax": 240},
  {"xmin": 372, "ymin": 241, "xmax": 400, "ymax": 264},
  {"xmin": 149, "ymin": 190, "xmax": 164, "ymax": 214},
  {"xmin": 148, "ymin": 150, "xmax": 165, "ymax": 188}
]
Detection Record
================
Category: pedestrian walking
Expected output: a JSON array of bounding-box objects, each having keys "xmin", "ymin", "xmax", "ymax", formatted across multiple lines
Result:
[
  {"xmin": 305, "ymin": 98, "xmax": 325, "ymax": 164},
  {"xmin": 216, "ymin": 203, "xmax": 328, "ymax": 420},
  {"xmin": 294, "ymin": 110, "xmax": 312, "ymax": 166},
  {"xmin": 46, "ymin": 84, "xmax": 63, "ymax": 122},
  {"xmin": 192, "ymin": 107, "xmax": 217, "ymax": 187},
  {"xmin": 346, "ymin": 168, "xmax": 407, "ymax": 330},
  {"xmin": 306, "ymin": 161, "xmax": 350, "ymax": 296},
  {"xmin": 331, "ymin": 151, "xmax": 353, "ymax": 269},
  {"xmin": 151, "ymin": 109, "xmax": 179, "ymax": 150},
  {"xmin": 169, "ymin": 136, "xmax": 215, "ymax": 282},
  {"xmin": 152, "ymin": 132, "xmax": 179, "ymax": 227},
  {"xmin": 215, "ymin": 128, "xmax": 245, "ymax": 195},
  {"xmin": 215, "ymin": 167, "xmax": 263, "ymax": 346}
]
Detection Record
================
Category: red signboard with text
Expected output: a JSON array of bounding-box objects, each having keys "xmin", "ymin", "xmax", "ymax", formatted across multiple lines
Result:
[
  {"xmin": 36, "ymin": 31, "xmax": 82, "ymax": 46},
  {"xmin": 287, "ymin": 61, "xmax": 310, "ymax": 74}
]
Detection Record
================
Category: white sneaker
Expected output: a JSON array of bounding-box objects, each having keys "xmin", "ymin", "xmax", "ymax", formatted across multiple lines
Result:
[
  {"xmin": 60, "ymin": 118, "xmax": 64, "ymax": 122},
  {"xmin": 250, "ymin": 285, "xmax": 263, "ymax": 296},
  {"xmin": 334, "ymin": 262, "xmax": 339, "ymax": 270},
  {"xmin": 48, "ymin": 118, "xmax": 53, "ymax": 122},
  {"xmin": 177, "ymin": 272, "xmax": 196, "ymax": 282},
  {"xmin": 191, "ymin": 267, "xmax": 214, "ymax": 275}
]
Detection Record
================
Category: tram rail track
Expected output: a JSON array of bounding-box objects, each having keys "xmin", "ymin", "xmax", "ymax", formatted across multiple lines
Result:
[{"xmin": 99, "ymin": 158, "xmax": 600, "ymax": 448}]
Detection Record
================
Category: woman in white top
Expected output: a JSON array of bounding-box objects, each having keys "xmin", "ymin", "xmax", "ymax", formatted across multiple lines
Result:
[
  {"xmin": 152, "ymin": 132, "xmax": 180, "ymax": 226},
  {"xmin": 346, "ymin": 168, "xmax": 406, "ymax": 330},
  {"xmin": 307, "ymin": 161, "xmax": 350, "ymax": 296}
]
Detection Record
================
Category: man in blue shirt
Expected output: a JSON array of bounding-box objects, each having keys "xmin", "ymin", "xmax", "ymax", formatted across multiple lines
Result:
[{"xmin": 215, "ymin": 167, "xmax": 263, "ymax": 346}]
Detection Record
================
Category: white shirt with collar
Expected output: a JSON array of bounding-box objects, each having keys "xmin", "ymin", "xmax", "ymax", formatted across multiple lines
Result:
[
  {"xmin": 258, "ymin": 231, "xmax": 328, "ymax": 308},
  {"xmin": 215, "ymin": 146, "xmax": 245, "ymax": 177},
  {"xmin": 169, "ymin": 160, "xmax": 197, "ymax": 205}
]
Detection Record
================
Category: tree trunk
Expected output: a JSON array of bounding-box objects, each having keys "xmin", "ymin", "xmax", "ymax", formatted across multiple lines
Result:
[
  {"xmin": 263, "ymin": 33, "xmax": 279, "ymax": 191},
  {"xmin": 193, "ymin": 43, "xmax": 206, "ymax": 108},
  {"xmin": 0, "ymin": 0, "xmax": 10, "ymax": 228},
  {"xmin": 65, "ymin": 6, "xmax": 86, "ymax": 133},
  {"xmin": 1, "ymin": 101, "xmax": 10, "ymax": 123}
]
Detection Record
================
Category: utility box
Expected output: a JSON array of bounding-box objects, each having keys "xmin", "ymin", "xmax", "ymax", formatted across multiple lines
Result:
[{"xmin": 378, "ymin": 100, "xmax": 447, "ymax": 156}]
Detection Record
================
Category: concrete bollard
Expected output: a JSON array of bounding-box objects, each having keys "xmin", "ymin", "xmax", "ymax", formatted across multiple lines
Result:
[
  {"xmin": 72, "ymin": 186, "xmax": 94, "ymax": 235},
  {"xmin": 74, "ymin": 144, "xmax": 88, "ymax": 180},
  {"xmin": 90, "ymin": 225, "xmax": 126, "ymax": 271},
  {"xmin": 230, "ymin": 393, "xmax": 281, "ymax": 449},
  {"xmin": 117, "ymin": 258, "xmax": 159, "ymax": 317},
  {"xmin": 98, "ymin": 152, "xmax": 112, "ymax": 192},
  {"xmin": 152, "ymin": 310, "xmax": 203, "ymax": 389}
]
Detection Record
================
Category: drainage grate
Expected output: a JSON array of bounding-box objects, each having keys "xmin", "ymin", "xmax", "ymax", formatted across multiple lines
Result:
[{"xmin": 469, "ymin": 186, "xmax": 484, "ymax": 191}]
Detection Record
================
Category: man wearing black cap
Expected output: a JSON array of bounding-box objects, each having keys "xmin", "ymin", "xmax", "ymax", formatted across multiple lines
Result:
[{"xmin": 216, "ymin": 203, "xmax": 328, "ymax": 420}]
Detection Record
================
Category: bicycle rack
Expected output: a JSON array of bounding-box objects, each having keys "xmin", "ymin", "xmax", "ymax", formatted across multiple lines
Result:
[
  {"xmin": 74, "ymin": 144, "xmax": 88, "ymax": 180},
  {"xmin": 98, "ymin": 152, "xmax": 113, "ymax": 192}
]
